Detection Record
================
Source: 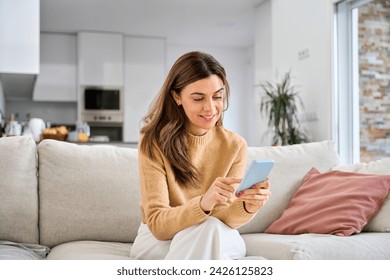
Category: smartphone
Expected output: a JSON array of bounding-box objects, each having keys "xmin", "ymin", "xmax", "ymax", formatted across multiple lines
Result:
[{"xmin": 235, "ymin": 159, "xmax": 274, "ymax": 194}]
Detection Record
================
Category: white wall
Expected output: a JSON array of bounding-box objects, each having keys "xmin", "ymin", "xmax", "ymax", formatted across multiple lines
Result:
[
  {"xmin": 252, "ymin": 0, "xmax": 273, "ymax": 146},
  {"xmin": 166, "ymin": 44, "xmax": 254, "ymax": 142},
  {"xmin": 253, "ymin": 0, "xmax": 335, "ymax": 145},
  {"xmin": 124, "ymin": 36, "xmax": 165, "ymax": 142},
  {"xmin": 272, "ymin": 0, "xmax": 334, "ymax": 142}
]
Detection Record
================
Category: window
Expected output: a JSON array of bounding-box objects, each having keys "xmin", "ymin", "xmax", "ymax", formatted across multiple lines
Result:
[{"xmin": 335, "ymin": 0, "xmax": 390, "ymax": 163}]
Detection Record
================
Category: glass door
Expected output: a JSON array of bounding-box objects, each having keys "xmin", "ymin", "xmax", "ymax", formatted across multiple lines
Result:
[{"xmin": 336, "ymin": 0, "xmax": 390, "ymax": 163}]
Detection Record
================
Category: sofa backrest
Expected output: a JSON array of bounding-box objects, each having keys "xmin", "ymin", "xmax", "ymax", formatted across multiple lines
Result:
[
  {"xmin": 238, "ymin": 140, "xmax": 340, "ymax": 234},
  {"xmin": 38, "ymin": 140, "xmax": 141, "ymax": 247},
  {"xmin": 0, "ymin": 136, "xmax": 39, "ymax": 244},
  {"xmin": 37, "ymin": 139, "xmax": 340, "ymax": 246}
]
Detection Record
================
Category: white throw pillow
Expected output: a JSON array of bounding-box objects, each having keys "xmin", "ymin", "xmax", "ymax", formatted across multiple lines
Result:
[{"xmin": 332, "ymin": 158, "xmax": 390, "ymax": 232}]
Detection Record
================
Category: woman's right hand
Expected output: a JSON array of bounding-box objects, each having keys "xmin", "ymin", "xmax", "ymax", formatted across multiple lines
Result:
[{"xmin": 200, "ymin": 177, "xmax": 241, "ymax": 213}]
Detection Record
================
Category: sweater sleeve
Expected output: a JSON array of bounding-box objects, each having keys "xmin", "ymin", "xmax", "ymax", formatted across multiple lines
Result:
[
  {"xmin": 211, "ymin": 140, "xmax": 257, "ymax": 228},
  {"xmin": 138, "ymin": 143, "xmax": 208, "ymax": 240}
]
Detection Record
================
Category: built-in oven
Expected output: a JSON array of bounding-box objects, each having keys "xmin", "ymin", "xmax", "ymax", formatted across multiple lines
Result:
[
  {"xmin": 88, "ymin": 122, "xmax": 123, "ymax": 142},
  {"xmin": 80, "ymin": 87, "xmax": 124, "ymax": 141}
]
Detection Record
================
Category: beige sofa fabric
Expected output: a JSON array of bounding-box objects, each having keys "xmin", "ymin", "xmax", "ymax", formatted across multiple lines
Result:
[
  {"xmin": 38, "ymin": 140, "xmax": 141, "ymax": 247},
  {"xmin": 242, "ymin": 232, "xmax": 390, "ymax": 260},
  {"xmin": 47, "ymin": 240, "xmax": 132, "ymax": 260},
  {"xmin": 239, "ymin": 141, "xmax": 340, "ymax": 234},
  {"xmin": 0, "ymin": 136, "xmax": 39, "ymax": 244}
]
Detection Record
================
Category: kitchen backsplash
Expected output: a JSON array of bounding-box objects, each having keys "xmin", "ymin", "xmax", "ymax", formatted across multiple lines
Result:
[{"xmin": 5, "ymin": 99, "xmax": 77, "ymax": 125}]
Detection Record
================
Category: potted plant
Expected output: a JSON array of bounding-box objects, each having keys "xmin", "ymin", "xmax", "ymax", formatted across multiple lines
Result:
[{"xmin": 259, "ymin": 71, "xmax": 309, "ymax": 146}]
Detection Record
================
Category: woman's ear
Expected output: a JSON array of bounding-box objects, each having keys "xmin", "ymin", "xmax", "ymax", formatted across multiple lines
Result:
[{"xmin": 171, "ymin": 91, "xmax": 182, "ymax": 106}]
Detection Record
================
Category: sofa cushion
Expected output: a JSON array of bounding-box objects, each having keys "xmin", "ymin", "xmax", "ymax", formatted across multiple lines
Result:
[
  {"xmin": 38, "ymin": 140, "xmax": 141, "ymax": 247},
  {"xmin": 0, "ymin": 136, "xmax": 39, "ymax": 244},
  {"xmin": 333, "ymin": 158, "xmax": 390, "ymax": 232},
  {"xmin": 242, "ymin": 232, "xmax": 390, "ymax": 260},
  {"xmin": 238, "ymin": 141, "xmax": 340, "ymax": 234},
  {"xmin": 0, "ymin": 241, "xmax": 49, "ymax": 260},
  {"xmin": 47, "ymin": 241, "xmax": 132, "ymax": 260},
  {"xmin": 265, "ymin": 168, "xmax": 390, "ymax": 236}
]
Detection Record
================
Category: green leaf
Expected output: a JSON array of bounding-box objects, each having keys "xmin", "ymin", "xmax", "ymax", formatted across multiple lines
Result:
[{"xmin": 258, "ymin": 71, "xmax": 309, "ymax": 146}]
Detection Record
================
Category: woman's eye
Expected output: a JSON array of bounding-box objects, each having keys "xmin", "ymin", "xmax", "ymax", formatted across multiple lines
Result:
[
  {"xmin": 193, "ymin": 98, "xmax": 203, "ymax": 102},
  {"xmin": 213, "ymin": 96, "xmax": 222, "ymax": 100}
]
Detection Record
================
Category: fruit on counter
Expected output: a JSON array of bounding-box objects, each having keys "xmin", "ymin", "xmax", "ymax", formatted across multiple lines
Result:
[
  {"xmin": 41, "ymin": 126, "xmax": 68, "ymax": 141},
  {"xmin": 67, "ymin": 130, "xmax": 89, "ymax": 142},
  {"xmin": 78, "ymin": 132, "xmax": 89, "ymax": 143}
]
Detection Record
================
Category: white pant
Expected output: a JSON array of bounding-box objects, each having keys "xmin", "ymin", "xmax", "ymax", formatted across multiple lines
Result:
[{"xmin": 130, "ymin": 216, "xmax": 246, "ymax": 260}]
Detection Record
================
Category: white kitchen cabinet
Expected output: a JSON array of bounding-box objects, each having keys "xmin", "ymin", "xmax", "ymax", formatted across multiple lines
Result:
[
  {"xmin": 78, "ymin": 32, "xmax": 123, "ymax": 87},
  {"xmin": 123, "ymin": 36, "xmax": 165, "ymax": 142},
  {"xmin": 0, "ymin": 0, "xmax": 39, "ymax": 74},
  {"xmin": 33, "ymin": 33, "xmax": 77, "ymax": 102}
]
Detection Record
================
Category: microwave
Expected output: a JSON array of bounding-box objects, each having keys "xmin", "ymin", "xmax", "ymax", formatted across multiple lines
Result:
[{"xmin": 81, "ymin": 87, "xmax": 124, "ymax": 123}]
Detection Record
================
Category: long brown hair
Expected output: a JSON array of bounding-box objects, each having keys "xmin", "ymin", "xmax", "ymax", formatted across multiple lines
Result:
[{"xmin": 140, "ymin": 51, "xmax": 230, "ymax": 186}]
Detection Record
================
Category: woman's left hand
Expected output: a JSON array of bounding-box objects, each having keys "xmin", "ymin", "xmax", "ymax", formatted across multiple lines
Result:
[{"xmin": 236, "ymin": 178, "xmax": 271, "ymax": 214}]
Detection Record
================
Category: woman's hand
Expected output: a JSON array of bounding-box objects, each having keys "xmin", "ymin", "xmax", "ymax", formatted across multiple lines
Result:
[
  {"xmin": 236, "ymin": 178, "xmax": 271, "ymax": 213},
  {"xmin": 200, "ymin": 177, "xmax": 241, "ymax": 213}
]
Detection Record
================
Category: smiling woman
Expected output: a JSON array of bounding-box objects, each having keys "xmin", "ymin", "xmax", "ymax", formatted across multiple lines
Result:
[
  {"xmin": 131, "ymin": 51, "xmax": 271, "ymax": 260},
  {"xmin": 172, "ymin": 75, "xmax": 225, "ymax": 136}
]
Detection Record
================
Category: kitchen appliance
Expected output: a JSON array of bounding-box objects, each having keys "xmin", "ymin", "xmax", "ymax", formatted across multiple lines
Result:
[
  {"xmin": 4, "ymin": 113, "xmax": 22, "ymax": 137},
  {"xmin": 28, "ymin": 118, "xmax": 46, "ymax": 142},
  {"xmin": 88, "ymin": 123, "xmax": 123, "ymax": 142},
  {"xmin": 81, "ymin": 87, "xmax": 124, "ymax": 123}
]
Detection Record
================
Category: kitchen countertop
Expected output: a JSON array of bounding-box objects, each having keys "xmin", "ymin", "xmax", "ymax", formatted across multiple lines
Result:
[
  {"xmin": 0, "ymin": 134, "xmax": 138, "ymax": 148},
  {"xmin": 77, "ymin": 141, "xmax": 138, "ymax": 148}
]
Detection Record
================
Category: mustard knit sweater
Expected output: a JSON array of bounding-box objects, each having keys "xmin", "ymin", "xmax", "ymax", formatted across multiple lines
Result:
[{"xmin": 138, "ymin": 126, "xmax": 256, "ymax": 240}]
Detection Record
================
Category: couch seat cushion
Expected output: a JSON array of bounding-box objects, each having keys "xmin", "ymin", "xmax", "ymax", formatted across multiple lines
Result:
[
  {"xmin": 242, "ymin": 232, "xmax": 390, "ymax": 260},
  {"xmin": 47, "ymin": 241, "xmax": 132, "ymax": 260},
  {"xmin": 0, "ymin": 241, "xmax": 50, "ymax": 260}
]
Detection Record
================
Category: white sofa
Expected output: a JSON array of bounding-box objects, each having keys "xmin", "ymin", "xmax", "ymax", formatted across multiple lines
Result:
[{"xmin": 0, "ymin": 136, "xmax": 389, "ymax": 260}]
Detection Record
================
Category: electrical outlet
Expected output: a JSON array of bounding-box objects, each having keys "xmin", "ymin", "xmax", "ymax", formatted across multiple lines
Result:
[{"xmin": 298, "ymin": 48, "xmax": 310, "ymax": 60}]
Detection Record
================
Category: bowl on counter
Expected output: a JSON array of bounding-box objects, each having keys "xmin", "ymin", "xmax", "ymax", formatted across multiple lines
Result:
[{"xmin": 88, "ymin": 135, "xmax": 110, "ymax": 143}]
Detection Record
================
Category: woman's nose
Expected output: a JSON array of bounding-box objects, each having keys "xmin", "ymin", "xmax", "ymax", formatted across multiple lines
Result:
[{"xmin": 203, "ymin": 99, "xmax": 213, "ymax": 110}]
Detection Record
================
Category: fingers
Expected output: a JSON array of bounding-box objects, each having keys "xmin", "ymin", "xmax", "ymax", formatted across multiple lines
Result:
[
  {"xmin": 252, "ymin": 178, "xmax": 270, "ymax": 189},
  {"xmin": 236, "ymin": 178, "xmax": 271, "ymax": 213},
  {"xmin": 217, "ymin": 177, "xmax": 242, "ymax": 186},
  {"xmin": 215, "ymin": 177, "xmax": 239, "ymax": 191},
  {"xmin": 200, "ymin": 177, "xmax": 241, "ymax": 212},
  {"xmin": 236, "ymin": 189, "xmax": 271, "ymax": 202},
  {"xmin": 240, "ymin": 190, "xmax": 272, "ymax": 213},
  {"xmin": 235, "ymin": 178, "xmax": 270, "ymax": 196}
]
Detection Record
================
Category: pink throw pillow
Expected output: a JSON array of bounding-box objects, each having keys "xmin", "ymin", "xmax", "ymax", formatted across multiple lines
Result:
[{"xmin": 265, "ymin": 168, "xmax": 390, "ymax": 236}]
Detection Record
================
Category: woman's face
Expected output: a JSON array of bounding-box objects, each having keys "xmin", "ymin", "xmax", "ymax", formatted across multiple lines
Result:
[{"xmin": 174, "ymin": 74, "xmax": 225, "ymax": 136}]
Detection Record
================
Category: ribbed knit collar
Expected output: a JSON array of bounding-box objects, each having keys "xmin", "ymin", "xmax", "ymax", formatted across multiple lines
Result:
[{"xmin": 186, "ymin": 126, "xmax": 216, "ymax": 146}]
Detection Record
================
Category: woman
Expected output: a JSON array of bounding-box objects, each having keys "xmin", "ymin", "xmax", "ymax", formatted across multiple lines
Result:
[{"xmin": 130, "ymin": 51, "xmax": 271, "ymax": 260}]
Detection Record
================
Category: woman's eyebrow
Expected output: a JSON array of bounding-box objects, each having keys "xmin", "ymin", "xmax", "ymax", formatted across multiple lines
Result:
[{"xmin": 190, "ymin": 88, "xmax": 224, "ymax": 96}]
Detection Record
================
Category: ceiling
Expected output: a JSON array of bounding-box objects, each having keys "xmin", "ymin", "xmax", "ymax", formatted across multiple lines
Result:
[{"xmin": 40, "ymin": 0, "xmax": 265, "ymax": 48}]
